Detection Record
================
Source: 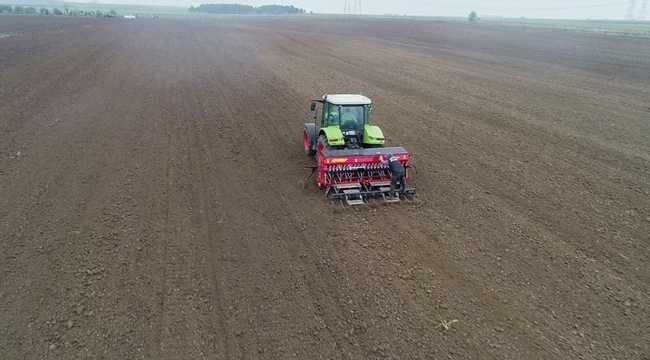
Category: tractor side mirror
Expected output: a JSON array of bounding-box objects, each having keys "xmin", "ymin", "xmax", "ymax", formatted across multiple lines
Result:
[
  {"xmin": 310, "ymin": 103, "xmax": 316, "ymax": 111},
  {"xmin": 369, "ymin": 104, "xmax": 373, "ymax": 114}
]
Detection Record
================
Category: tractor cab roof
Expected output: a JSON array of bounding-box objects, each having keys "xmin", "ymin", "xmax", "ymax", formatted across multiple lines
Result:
[{"xmin": 322, "ymin": 94, "xmax": 371, "ymax": 106}]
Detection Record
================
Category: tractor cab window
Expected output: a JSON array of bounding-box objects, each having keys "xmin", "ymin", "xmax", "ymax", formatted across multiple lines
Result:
[
  {"xmin": 339, "ymin": 105, "xmax": 365, "ymax": 129},
  {"xmin": 323, "ymin": 102, "xmax": 339, "ymax": 127},
  {"xmin": 322, "ymin": 103, "xmax": 367, "ymax": 128}
]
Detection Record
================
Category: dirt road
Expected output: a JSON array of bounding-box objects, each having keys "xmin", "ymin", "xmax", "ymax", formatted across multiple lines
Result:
[{"xmin": 1, "ymin": 16, "xmax": 648, "ymax": 359}]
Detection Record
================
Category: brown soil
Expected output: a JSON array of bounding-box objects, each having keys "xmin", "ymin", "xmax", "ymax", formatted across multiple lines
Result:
[{"xmin": 1, "ymin": 16, "xmax": 648, "ymax": 359}]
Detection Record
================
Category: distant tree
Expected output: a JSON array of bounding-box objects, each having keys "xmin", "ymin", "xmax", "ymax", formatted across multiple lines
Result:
[
  {"xmin": 109, "ymin": 9, "xmax": 117, "ymax": 15},
  {"xmin": 39, "ymin": 7, "xmax": 49, "ymax": 15},
  {"xmin": 13, "ymin": 5, "xmax": 24, "ymax": 14},
  {"xmin": 25, "ymin": 6, "xmax": 36, "ymax": 14},
  {"xmin": 0, "ymin": 4, "xmax": 12, "ymax": 13},
  {"xmin": 257, "ymin": 5, "xmax": 304, "ymax": 14},
  {"xmin": 53, "ymin": 7, "xmax": 63, "ymax": 15},
  {"xmin": 468, "ymin": 10, "xmax": 478, "ymax": 23},
  {"xmin": 95, "ymin": 10, "xmax": 102, "ymax": 17}
]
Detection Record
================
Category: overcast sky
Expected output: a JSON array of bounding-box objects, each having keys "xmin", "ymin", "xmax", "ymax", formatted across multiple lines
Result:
[{"xmin": 110, "ymin": 0, "xmax": 636, "ymax": 20}]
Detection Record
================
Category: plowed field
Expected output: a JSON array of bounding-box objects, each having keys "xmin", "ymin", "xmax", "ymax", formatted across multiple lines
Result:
[{"xmin": 1, "ymin": 16, "xmax": 649, "ymax": 359}]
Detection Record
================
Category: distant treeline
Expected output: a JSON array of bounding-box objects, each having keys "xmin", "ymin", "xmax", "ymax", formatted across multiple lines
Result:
[
  {"xmin": 0, "ymin": 4, "xmax": 117, "ymax": 17},
  {"xmin": 189, "ymin": 4, "xmax": 305, "ymax": 14}
]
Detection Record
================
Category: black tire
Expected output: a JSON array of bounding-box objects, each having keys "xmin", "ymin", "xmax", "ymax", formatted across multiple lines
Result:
[{"xmin": 304, "ymin": 129, "xmax": 316, "ymax": 156}]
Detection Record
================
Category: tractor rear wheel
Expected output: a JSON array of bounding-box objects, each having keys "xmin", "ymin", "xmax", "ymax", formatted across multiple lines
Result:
[{"xmin": 304, "ymin": 130, "xmax": 316, "ymax": 156}]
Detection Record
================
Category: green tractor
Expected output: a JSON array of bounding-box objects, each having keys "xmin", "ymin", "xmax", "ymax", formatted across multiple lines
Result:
[{"xmin": 303, "ymin": 94, "xmax": 385, "ymax": 156}]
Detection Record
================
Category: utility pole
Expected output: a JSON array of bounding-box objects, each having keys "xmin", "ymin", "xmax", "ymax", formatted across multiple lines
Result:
[
  {"xmin": 626, "ymin": 0, "xmax": 637, "ymax": 20},
  {"xmin": 353, "ymin": 0, "xmax": 361, "ymax": 15},
  {"xmin": 344, "ymin": 0, "xmax": 361, "ymax": 15}
]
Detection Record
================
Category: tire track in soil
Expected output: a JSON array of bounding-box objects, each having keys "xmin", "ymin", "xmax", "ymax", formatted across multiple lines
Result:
[{"xmin": 144, "ymin": 24, "xmax": 227, "ymax": 358}]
